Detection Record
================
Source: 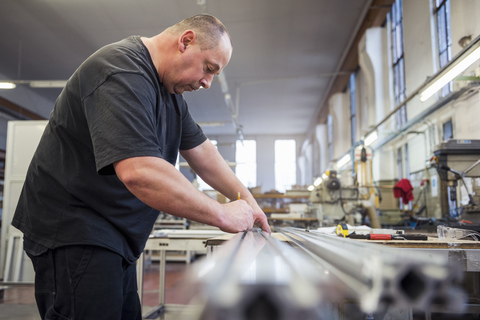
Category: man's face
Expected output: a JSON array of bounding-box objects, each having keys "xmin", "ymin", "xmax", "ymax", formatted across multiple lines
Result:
[{"xmin": 166, "ymin": 33, "xmax": 232, "ymax": 95}]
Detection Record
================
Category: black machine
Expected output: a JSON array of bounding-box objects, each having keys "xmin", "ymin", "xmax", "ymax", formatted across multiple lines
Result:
[{"xmin": 432, "ymin": 139, "xmax": 480, "ymax": 223}]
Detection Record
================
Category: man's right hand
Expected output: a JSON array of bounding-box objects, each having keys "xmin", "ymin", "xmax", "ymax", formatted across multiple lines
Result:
[{"xmin": 218, "ymin": 200, "xmax": 254, "ymax": 233}]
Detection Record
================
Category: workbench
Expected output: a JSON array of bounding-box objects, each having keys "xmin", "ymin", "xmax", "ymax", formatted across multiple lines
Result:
[
  {"xmin": 267, "ymin": 217, "xmax": 318, "ymax": 229},
  {"xmin": 206, "ymin": 232, "xmax": 480, "ymax": 271},
  {"xmin": 137, "ymin": 229, "xmax": 226, "ymax": 319},
  {"xmin": 356, "ymin": 235, "xmax": 480, "ymax": 272}
]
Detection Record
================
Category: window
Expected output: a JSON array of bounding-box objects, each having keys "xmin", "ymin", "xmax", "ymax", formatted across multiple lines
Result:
[
  {"xmin": 349, "ymin": 73, "xmax": 356, "ymax": 145},
  {"xmin": 196, "ymin": 140, "xmax": 217, "ymax": 190},
  {"xmin": 405, "ymin": 143, "xmax": 410, "ymax": 179},
  {"xmin": 235, "ymin": 140, "xmax": 257, "ymax": 188},
  {"xmin": 435, "ymin": 0, "xmax": 452, "ymax": 97},
  {"xmin": 397, "ymin": 146, "xmax": 403, "ymax": 179},
  {"xmin": 275, "ymin": 140, "xmax": 297, "ymax": 192},
  {"xmin": 443, "ymin": 119, "xmax": 453, "ymax": 140},
  {"xmin": 327, "ymin": 114, "xmax": 333, "ymax": 163},
  {"xmin": 390, "ymin": 0, "xmax": 407, "ymax": 129}
]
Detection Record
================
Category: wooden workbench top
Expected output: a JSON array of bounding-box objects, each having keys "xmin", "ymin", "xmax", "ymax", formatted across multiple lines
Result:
[
  {"xmin": 364, "ymin": 237, "xmax": 480, "ymax": 249},
  {"xmin": 205, "ymin": 232, "xmax": 288, "ymax": 246},
  {"xmin": 205, "ymin": 232, "xmax": 480, "ymax": 249}
]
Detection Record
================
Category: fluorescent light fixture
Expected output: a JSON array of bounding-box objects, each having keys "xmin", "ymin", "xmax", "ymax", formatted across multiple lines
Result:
[
  {"xmin": 420, "ymin": 46, "xmax": 480, "ymax": 102},
  {"xmin": 336, "ymin": 154, "xmax": 351, "ymax": 168},
  {"xmin": 307, "ymin": 185, "xmax": 315, "ymax": 191},
  {"xmin": 0, "ymin": 82, "xmax": 16, "ymax": 89},
  {"xmin": 364, "ymin": 131, "xmax": 378, "ymax": 146},
  {"xmin": 313, "ymin": 177, "xmax": 323, "ymax": 187},
  {"xmin": 29, "ymin": 80, "xmax": 67, "ymax": 88}
]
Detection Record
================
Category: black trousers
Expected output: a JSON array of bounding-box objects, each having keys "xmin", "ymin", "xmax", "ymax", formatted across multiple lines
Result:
[{"xmin": 24, "ymin": 238, "xmax": 142, "ymax": 320}]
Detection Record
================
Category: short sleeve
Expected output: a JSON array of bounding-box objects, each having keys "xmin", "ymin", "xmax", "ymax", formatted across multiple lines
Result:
[
  {"xmin": 83, "ymin": 73, "xmax": 162, "ymax": 174},
  {"xmin": 179, "ymin": 101, "xmax": 207, "ymax": 150}
]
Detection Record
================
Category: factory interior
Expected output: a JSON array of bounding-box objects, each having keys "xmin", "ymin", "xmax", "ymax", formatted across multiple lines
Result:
[{"xmin": 1, "ymin": 0, "xmax": 480, "ymax": 319}]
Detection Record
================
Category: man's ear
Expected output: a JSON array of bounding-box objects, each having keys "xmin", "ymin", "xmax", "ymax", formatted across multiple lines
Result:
[{"xmin": 179, "ymin": 30, "xmax": 196, "ymax": 53}]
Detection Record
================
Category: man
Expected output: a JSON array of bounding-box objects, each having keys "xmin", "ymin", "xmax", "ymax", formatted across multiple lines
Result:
[{"xmin": 12, "ymin": 14, "xmax": 270, "ymax": 319}]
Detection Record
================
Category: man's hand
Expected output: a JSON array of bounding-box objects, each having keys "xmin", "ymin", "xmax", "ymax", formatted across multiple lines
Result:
[
  {"xmin": 248, "ymin": 202, "xmax": 271, "ymax": 233},
  {"xmin": 218, "ymin": 200, "xmax": 254, "ymax": 233},
  {"xmin": 253, "ymin": 209, "xmax": 271, "ymax": 233}
]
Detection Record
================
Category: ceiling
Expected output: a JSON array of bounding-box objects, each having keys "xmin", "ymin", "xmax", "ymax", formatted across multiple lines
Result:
[{"xmin": 0, "ymin": 0, "xmax": 390, "ymax": 139}]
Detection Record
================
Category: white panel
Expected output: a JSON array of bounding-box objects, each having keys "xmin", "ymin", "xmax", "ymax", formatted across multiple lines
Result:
[
  {"xmin": 1, "ymin": 120, "xmax": 48, "ymax": 282},
  {"xmin": 10, "ymin": 123, "xmax": 46, "ymax": 177}
]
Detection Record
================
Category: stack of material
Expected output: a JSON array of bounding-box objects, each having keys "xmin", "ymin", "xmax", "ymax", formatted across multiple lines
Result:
[{"xmin": 179, "ymin": 228, "xmax": 465, "ymax": 320}]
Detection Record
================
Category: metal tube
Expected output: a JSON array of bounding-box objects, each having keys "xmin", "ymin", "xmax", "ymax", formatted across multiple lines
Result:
[
  {"xmin": 183, "ymin": 230, "xmax": 336, "ymax": 320},
  {"xmin": 280, "ymin": 227, "xmax": 465, "ymax": 313},
  {"xmin": 181, "ymin": 228, "xmax": 466, "ymax": 319}
]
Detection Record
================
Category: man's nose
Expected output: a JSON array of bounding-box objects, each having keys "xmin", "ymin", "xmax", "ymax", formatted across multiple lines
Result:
[{"xmin": 200, "ymin": 74, "xmax": 214, "ymax": 89}]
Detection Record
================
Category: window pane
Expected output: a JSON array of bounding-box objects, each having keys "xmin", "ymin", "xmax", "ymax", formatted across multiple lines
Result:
[
  {"xmin": 350, "ymin": 73, "xmax": 356, "ymax": 144},
  {"xmin": 275, "ymin": 140, "xmax": 296, "ymax": 193},
  {"xmin": 443, "ymin": 120, "xmax": 453, "ymax": 140},
  {"xmin": 236, "ymin": 140, "xmax": 257, "ymax": 188},
  {"xmin": 395, "ymin": 25, "xmax": 403, "ymax": 57},
  {"xmin": 327, "ymin": 115, "xmax": 333, "ymax": 162},
  {"xmin": 391, "ymin": 0, "xmax": 406, "ymax": 128},
  {"xmin": 399, "ymin": 58, "xmax": 406, "ymax": 99},
  {"xmin": 437, "ymin": 7, "xmax": 447, "ymax": 52},
  {"xmin": 396, "ymin": 0, "xmax": 403, "ymax": 22},
  {"xmin": 436, "ymin": 0, "xmax": 452, "ymax": 97}
]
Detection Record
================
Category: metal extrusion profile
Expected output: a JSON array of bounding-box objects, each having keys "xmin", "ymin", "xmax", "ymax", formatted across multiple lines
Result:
[
  {"xmin": 181, "ymin": 229, "xmax": 342, "ymax": 320},
  {"xmin": 280, "ymin": 227, "xmax": 466, "ymax": 313},
  {"xmin": 179, "ymin": 228, "xmax": 465, "ymax": 320}
]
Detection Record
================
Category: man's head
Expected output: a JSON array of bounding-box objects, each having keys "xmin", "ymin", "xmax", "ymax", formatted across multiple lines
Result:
[
  {"xmin": 168, "ymin": 14, "xmax": 232, "ymax": 51},
  {"xmin": 161, "ymin": 14, "xmax": 233, "ymax": 95}
]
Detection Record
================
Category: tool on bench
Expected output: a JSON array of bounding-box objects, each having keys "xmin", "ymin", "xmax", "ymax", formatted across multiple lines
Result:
[
  {"xmin": 336, "ymin": 223, "xmax": 428, "ymax": 240},
  {"xmin": 348, "ymin": 233, "xmax": 428, "ymax": 241},
  {"xmin": 336, "ymin": 223, "xmax": 349, "ymax": 237}
]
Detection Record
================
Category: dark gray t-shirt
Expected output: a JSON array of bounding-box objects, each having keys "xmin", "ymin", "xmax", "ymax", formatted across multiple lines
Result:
[{"xmin": 12, "ymin": 36, "xmax": 206, "ymax": 262}]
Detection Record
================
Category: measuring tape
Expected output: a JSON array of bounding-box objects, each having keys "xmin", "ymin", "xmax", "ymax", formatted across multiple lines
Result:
[{"xmin": 336, "ymin": 223, "xmax": 349, "ymax": 237}]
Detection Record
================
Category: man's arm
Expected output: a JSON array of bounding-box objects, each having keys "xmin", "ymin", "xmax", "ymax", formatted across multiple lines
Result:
[
  {"xmin": 113, "ymin": 156, "xmax": 254, "ymax": 233},
  {"xmin": 180, "ymin": 139, "xmax": 271, "ymax": 233}
]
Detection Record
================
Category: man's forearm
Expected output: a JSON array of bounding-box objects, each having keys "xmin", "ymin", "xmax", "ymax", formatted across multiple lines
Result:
[
  {"xmin": 181, "ymin": 140, "xmax": 248, "ymax": 200},
  {"xmin": 181, "ymin": 140, "xmax": 271, "ymax": 232},
  {"xmin": 113, "ymin": 155, "xmax": 255, "ymax": 233}
]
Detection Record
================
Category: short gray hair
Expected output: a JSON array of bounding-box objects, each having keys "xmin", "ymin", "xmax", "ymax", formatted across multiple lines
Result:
[{"xmin": 168, "ymin": 14, "xmax": 231, "ymax": 50}]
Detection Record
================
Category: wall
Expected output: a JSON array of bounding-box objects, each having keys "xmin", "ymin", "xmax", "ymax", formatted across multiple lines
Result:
[{"xmin": 317, "ymin": 0, "xmax": 480, "ymax": 220}]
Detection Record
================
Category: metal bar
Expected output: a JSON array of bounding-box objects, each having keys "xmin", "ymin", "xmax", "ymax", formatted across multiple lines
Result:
[
  {"xmin": 181, "ymin": 229, "xmax": 467, "ymax": 319},
  {"xmin": 183, "ymin": 229, "xmax": 336, "ymax": 320},
  {"xmin": 280, "ymin": 227, "xmax": 466, "ymax": 313}
]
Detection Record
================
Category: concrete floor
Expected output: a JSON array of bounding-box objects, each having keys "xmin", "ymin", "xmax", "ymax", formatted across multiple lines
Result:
[{"xmin": 0, "ymin": 261, "xmax": 196, "ymax": 320}]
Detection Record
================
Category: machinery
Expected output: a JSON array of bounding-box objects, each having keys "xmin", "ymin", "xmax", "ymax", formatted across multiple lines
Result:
[
  {"xmin": 308, "ymin": 170, "xmax": 360, "ymax": 225},
  {"xmin": 431, "ymin": 139, "xmax": 480, "ymax": 223},
  {"xmin": 306, "ymin": 146, "xmax": 381, "ymax": 228}
]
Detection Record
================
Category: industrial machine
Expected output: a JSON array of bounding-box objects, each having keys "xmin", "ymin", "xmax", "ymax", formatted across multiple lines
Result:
[
  {"xmin": 306, "ymin": 146, "xmax": 381, "ymax": 228},
  {"xmin": 431, "ymin": 139, "xmax": 480, "ymax": 223}
]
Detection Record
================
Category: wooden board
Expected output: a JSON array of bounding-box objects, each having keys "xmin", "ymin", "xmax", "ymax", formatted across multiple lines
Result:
[{"xmin": 206, "ymin": 233, "xmax": 480, "ymax": 249}]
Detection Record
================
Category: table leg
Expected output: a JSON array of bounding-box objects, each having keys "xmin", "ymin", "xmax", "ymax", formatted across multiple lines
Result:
[{"xmin": 159, "ymin": 250, "xmax": 166, "ymax": 306}]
